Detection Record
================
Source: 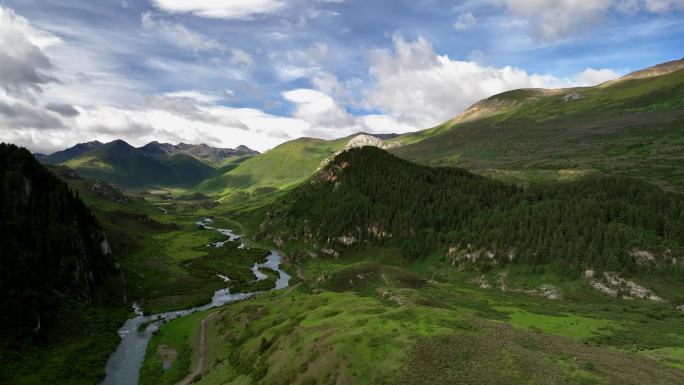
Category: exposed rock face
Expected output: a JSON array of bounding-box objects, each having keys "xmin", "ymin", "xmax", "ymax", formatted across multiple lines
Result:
[
  {"xmin": 472, "ymin": 272, "xmax": 561, "ymax": 300},
  {"xmin": 89, "ymin": 181, "xmax": 129, "ymax": 203},
  {"xmin": 319, "ymin": 134, "xmax": 400, "ymax": 169},
  {"xmin": 337, "ymin": 235, "xmax": 356, "ymax": 246},
  {"xmin": 344, "ymin": 134, "xmax": 399, "ymax": 150},
  {"xmin": 470, "ymin": 275, "xmax": 492, "ymax": 289},
  {"xmin": 630, "ymin": 249, "xmax": 656, "ymax": 264},
  {"xmin": 563, "ymin": 93, "xmax": 585, "ymax": 102},
  {"xmin": 584, "ymin": 270, "xmax": 663, "ymax": 301}
]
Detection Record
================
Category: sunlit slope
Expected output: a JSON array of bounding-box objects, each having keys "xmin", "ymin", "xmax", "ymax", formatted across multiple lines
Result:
[
  {"xmin": 199, "ymin": 136, "xmax": 350, "ymax": 194},
  {"xmin": 392, "ymin": 61, "xmax": 684, "ymax": 191}
]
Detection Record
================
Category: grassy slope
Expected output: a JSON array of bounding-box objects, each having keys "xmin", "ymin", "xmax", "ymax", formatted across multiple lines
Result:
[
  {"xmin": 142, "ymin": 246, "xmax": 684, "ymax": 385},
  {"xmin": 392, "ymin": 68, "xmax": 684, "ymax": 191},
  {"xmin": 199, "ymin": 136, "xmax": 349, "ymax": 195}
]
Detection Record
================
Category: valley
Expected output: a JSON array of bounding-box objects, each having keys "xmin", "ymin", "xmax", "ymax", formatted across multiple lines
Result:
[{"xmin": 2, "ymin": 59, "xmax": 684, "ymax": 385}]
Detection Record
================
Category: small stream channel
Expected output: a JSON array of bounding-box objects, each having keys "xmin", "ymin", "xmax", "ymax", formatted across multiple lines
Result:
[{"xmin": 99, "ymin": 218, "xmax": 291, "ymax": 385}]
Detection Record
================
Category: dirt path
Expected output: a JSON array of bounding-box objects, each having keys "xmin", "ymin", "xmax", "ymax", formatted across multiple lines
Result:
[{"xmin": 176, "ymin": 312, "xmax": 218, "ymax": 385}]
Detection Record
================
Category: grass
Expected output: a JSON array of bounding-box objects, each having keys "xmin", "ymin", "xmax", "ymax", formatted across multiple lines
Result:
[
  {"xmin": 493, "ymin": 306, "xmax": 620, "ymax": 339},
  {"xmin": 393, "ymin": 68, "xmax": 684, "ymax": 192},
  {"xmin": 141, "ymin": 237, "xmax": 684, "ymax": 385},
  {"xmin": 149, "ymin": 285, "xmax": 684, "ymax": 385},
  {"xmin": 199, "ymin": 136, "xmax": 349, "ymax": 196},
  {"xmin": 63, "ymin": 177, "xmax": 279, "ymax": 314},
  {"xmin": 140, "ymin": 309, "xmax": 213, "ymax": 385}
]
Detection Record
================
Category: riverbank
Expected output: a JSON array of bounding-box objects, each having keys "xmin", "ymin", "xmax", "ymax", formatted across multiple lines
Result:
[{"xmin": 100, "ymin": 221, "xmax": 291, "ymax": 385}]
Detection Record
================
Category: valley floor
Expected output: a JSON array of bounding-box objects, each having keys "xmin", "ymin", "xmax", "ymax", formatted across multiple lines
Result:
[{"xmin": 139, "ymin": 230, "xmax": 684, "ymax": 385}]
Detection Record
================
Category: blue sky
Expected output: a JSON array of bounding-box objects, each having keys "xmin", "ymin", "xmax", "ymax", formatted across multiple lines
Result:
[{"xmin": 1, "ymin": 0, "xmax": 683, "ymax": 153}]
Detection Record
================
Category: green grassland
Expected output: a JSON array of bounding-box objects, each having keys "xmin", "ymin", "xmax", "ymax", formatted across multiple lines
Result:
[
  {"xmin": 140, "ymin": 309, "xmax": 212, "ymax": 385},
  {"xmin": 140, "ymin": 240, "xmax": 684, "ymax": 385},
  {"xmin": 199, "ymin": 136, "xmax": 350, "ymax": 196},
  {"xmin": 62, "ymin": 176, "xmax": 278, "ymax": 314},
  {"xmin": 392, "ymin": 68, "xmax": 684, "ymax": 192}
]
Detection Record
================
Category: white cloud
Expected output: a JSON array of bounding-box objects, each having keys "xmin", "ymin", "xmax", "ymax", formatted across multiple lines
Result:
[
  {"xmin": 494, "ymin": 0, "xmax": 684, "ymax": 41},
  {"xmin": 496, "ymin": 0, "xmax": 613, "ymax": 41},
  {"xmin": 141, "ymin": 12, "xmax": 223, "ymax": 52},
  {"xmin": 283, "ymin": 88, "xmax": 353, "ymax": 129},
  {"xmin": 0, "ymin": 6, "xmax": 58, "ymax": 96},
  {"xmin": 453, "ymin": 12, "xmax": 477, "ymax": 30},
  {"xmin": 150, "ymin": 0, "xmax": 287, "ymax": 20},
  {"xmin": 230, "ymin": 49, "xmax": 254, "ymax": 67},
  {"xmin": 575, "ymin": 68, "xmax": 621, "ymax": 85},
  {"xmin": 362, "ymin": 34, "xmax": 579, "ymax": 128},
  {"xmin": 643, "ymin": 0, "xmax": 684, "ymax": 12},
  {"xmin": 162, "ymin": 90, "xmax": 222, "ymax": 103}
]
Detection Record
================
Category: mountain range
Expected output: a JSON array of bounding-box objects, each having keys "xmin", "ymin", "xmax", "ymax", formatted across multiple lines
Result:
[
  {"xmin": 36, "ymin": 140, "xmax": 259, "ymax": 188},
  {"xmin": 36, "ymin": 57, "xmax": 684, "ymax": 195}
]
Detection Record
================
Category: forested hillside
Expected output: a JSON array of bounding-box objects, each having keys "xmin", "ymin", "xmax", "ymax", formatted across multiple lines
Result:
[
  {"xmin": 0, "ymin": 143, "xmax": 125, "ymax": 341},
  {"xmin": 261, "ymin": 147, "xmax": 684, "ymax": 272}
]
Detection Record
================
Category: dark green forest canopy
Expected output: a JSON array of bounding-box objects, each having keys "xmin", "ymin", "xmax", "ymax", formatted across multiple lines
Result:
[
  {"xmin": 0, "ymin": 143, "xmax": 124, "ymax": 341},
  {"xmin": 261, "ymin": 147, "xmax": 684, "ymax": 272}
]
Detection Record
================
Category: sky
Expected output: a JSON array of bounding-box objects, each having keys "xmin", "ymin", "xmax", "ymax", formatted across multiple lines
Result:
[{"xmin": 1, "ymin": 0, "xmax": 683, "ymax": 154}]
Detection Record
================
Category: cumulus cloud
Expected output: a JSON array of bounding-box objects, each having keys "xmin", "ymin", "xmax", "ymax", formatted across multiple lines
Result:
[
  {"xmin": 230, "ymin": 49, "xmax": 254, "ymax": 67},
  {"xmin": 141, "ymin": 12, "xmax": 223, "ymax": 52},
  {"xmin": 494, "ymin": 0, "xmax": 684, "ymax": 41},
  {"xmin": 453, "ymin": 12, "xmax": 477, "ymax": 30},
  {"xmin": 495, "ymin": 0, "xmax": 613, "ymax": 41},
  {"xmin": 146, "ymin": 94, "xmax": 250, "ymax": 130},
  {"xmin": 362, "ymin": 34, "xmax": 579, "ymax": 127},
  {"xmin": 0, "ymin": 6, "xmax": 58, "ymax": 96},
  {"xmin": 575, "ymin": 68, "xmax": 621, "ymax": 85},
  {"xmin": 282, "ymin": 88, "xmax": 354, "ymax": 130},
  {"xmin": 150, "ymin": 0, "xmax": 287, "ymax": 20}
]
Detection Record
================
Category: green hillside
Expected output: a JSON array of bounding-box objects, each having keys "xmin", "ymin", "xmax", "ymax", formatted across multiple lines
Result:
[
  {"xmin": 199, "ymin": 136, "xmax": 350, "ymax": 195},
  {"xmin": 392, "ymin": 62, "xmax": 684, "ymax": 191}
]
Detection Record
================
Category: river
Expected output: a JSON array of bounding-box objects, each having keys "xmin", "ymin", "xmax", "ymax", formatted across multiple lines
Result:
[{"xmin": 99, "ymin": 218, "xmax": 291, "ymax": 385}]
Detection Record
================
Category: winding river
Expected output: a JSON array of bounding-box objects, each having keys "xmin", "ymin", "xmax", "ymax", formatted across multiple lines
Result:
[{"xmin": 100, "ymin": 218, "xmax": 291, "ymax": 385}]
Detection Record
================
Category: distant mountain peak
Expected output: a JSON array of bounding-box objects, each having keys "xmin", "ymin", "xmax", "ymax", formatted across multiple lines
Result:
[
  {"xmin": 137, "ymin": 141, "xmax": 258, "ymax": 164},
  {"xmin": 38, "ymin": 140, "xmax": 104, "ymax": 165}
]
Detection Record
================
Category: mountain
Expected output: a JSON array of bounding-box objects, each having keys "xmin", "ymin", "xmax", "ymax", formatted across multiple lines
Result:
[
  {"xmin": 139, "ymin": 141, "xmax": 258, "ymax": 165},
  {"xmin": 391, "ymin": 58, "xmax": 684, "ymax": 192},
  {"xmin": 62, "ymin": 140, "xmax": 217, "ymax": 188},
  {"xmin": 199, "ymin": 136, "xmax": 351, "ymax": 194},
  {"xmin": 260, "ymin": 146, "xmax": 684, "ymax": 271},
  {"xmin": 199, "ymin": 133, "xmax": 401, "ymax": 195},
  {"xmin": 197, "ymin": 58, "xmax": 684, "ymax": 197},
  {"xmin": 38, "ymin": 140, "xmax": 103, "ymax": 165},
  {"xmin": 0, "ymin": 143, "xmax": 124, "ymax": 341}
]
